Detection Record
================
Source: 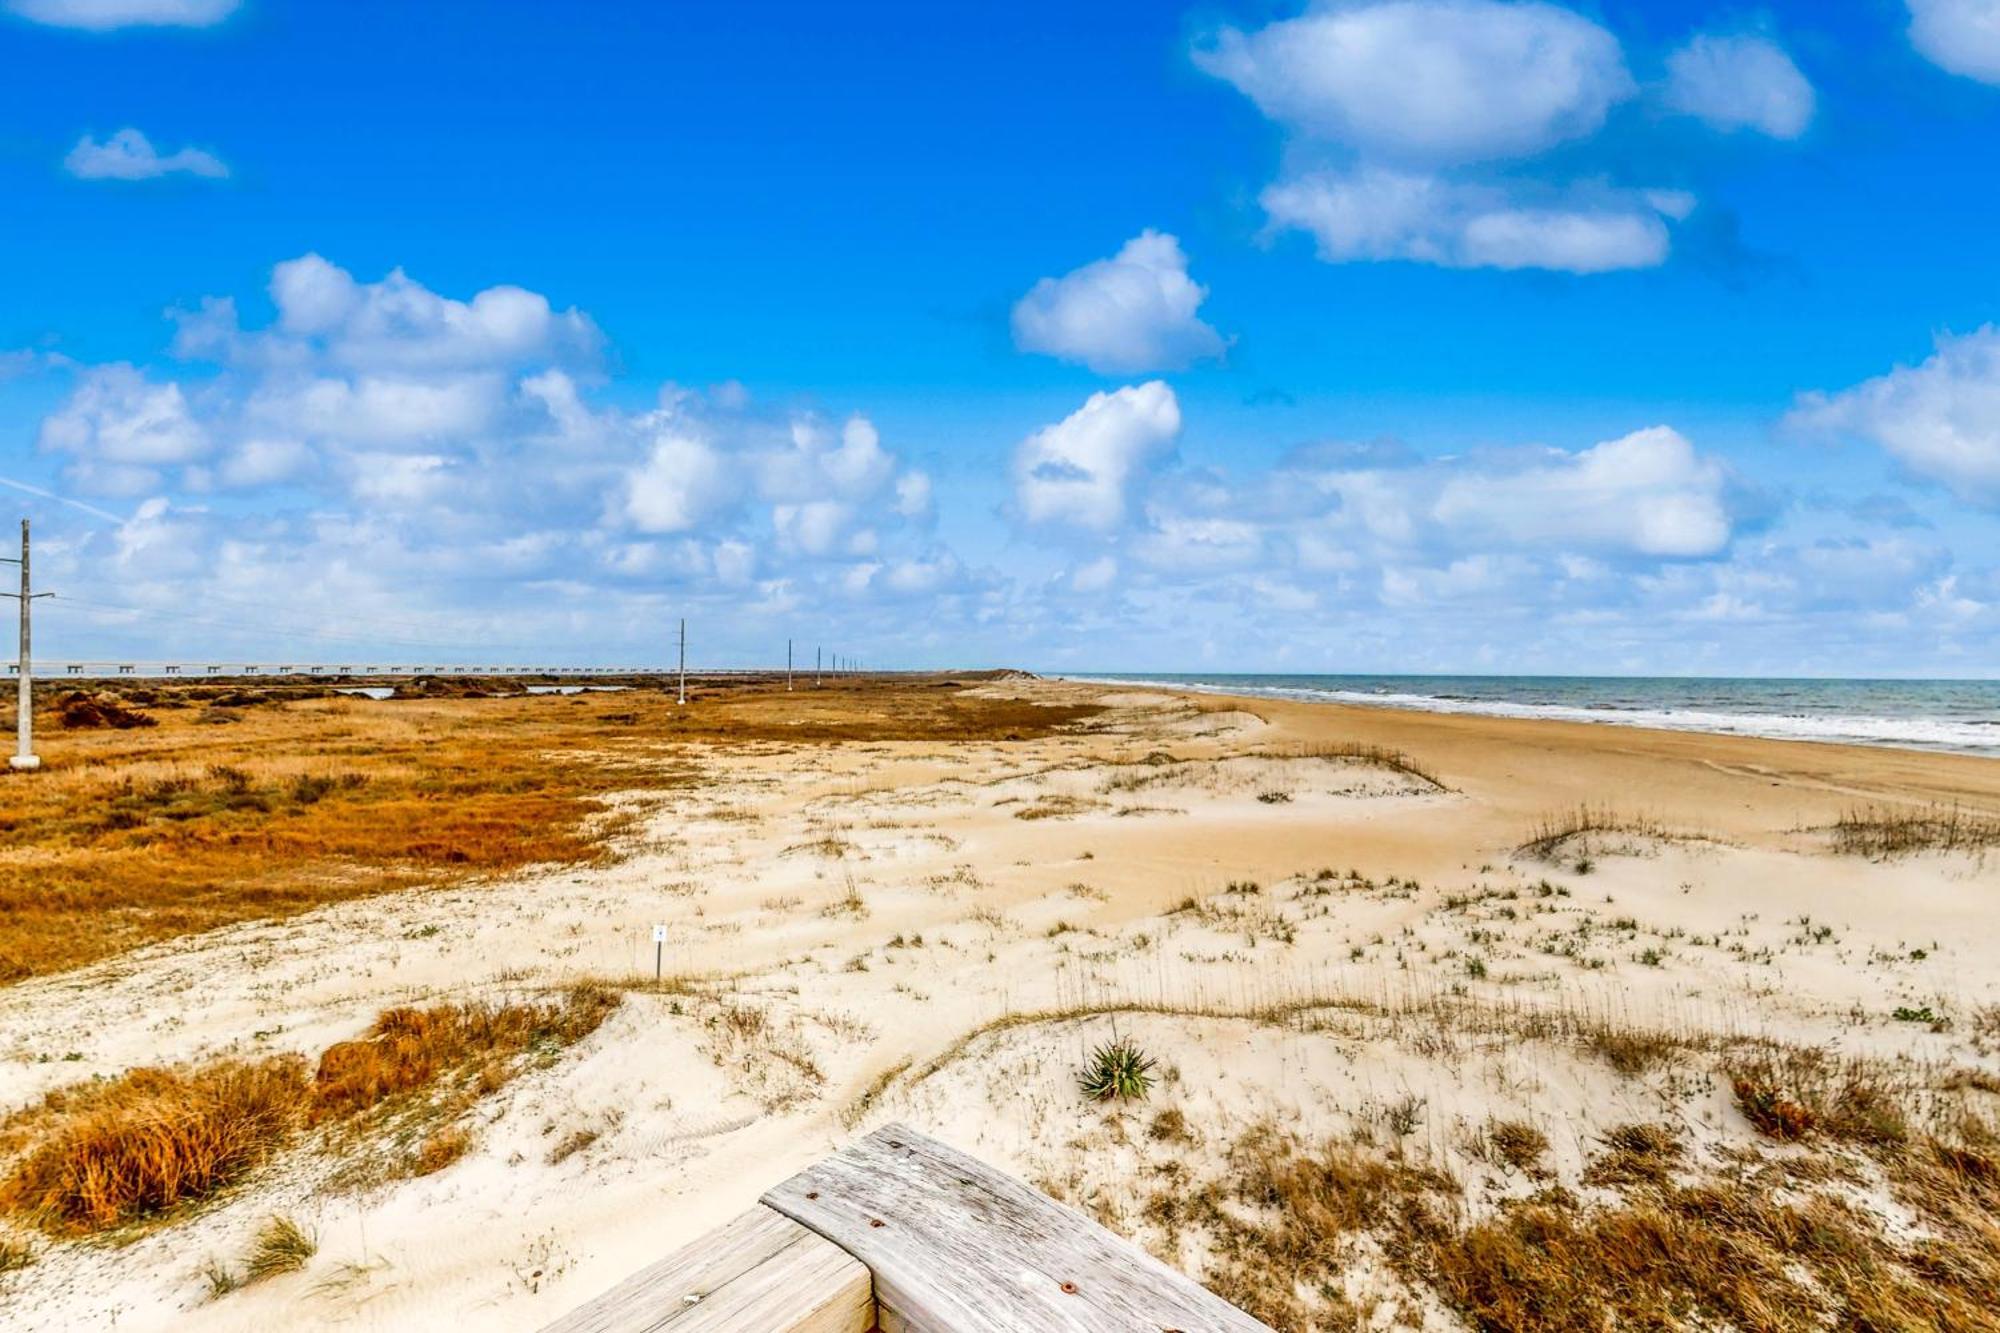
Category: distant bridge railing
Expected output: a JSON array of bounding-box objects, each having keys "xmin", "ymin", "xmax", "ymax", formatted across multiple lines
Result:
[{"xmin": 3, "ymin": 663, "xmax": 804, "ymax": 680}]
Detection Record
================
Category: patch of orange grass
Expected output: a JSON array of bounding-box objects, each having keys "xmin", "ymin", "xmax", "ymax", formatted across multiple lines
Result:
[
  {"xmin": 0, "ymin": 987, "xmax": 617, "ymax": 1234},
  {"xmin": 1177, "ymin": 1117, "xmax": 2000, "ymax": 1331},
  {"xmin": 312, "ymin": 987, "xmax": 619, "ymax": 1122},
  {"xmin": 0, "ymin": 1059, "xmax": 309, "ymax": 1234}
]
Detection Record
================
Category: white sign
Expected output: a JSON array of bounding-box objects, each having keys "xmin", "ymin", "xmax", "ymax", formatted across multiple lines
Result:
[{"xmin": 651, "ymin": 924, "xmax": 667, "ymax": 944}]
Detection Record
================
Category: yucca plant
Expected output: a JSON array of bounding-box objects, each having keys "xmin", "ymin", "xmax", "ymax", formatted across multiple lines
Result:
[{"xmin": 1078, "ymin": 1034, "xmax": 1156, "ymax": 1102}]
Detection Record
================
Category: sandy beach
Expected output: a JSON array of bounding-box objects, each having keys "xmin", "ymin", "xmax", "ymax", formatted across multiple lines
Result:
[{"xmin": 4, "ymin": 675, "xmax": 1999, "ymax": 1329}]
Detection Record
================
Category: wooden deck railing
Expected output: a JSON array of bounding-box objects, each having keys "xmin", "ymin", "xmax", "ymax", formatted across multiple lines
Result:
[{"xmin": 541, "ymin": 1122, "xmax": 1272, "ymax": 1332}]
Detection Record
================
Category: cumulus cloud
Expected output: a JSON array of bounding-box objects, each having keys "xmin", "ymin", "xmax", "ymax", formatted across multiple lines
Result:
[
  {"xmin": 261, "ymin": 253, "xmax": 599, "ymax": 370},
  {"xmin": 1262, "ymin": 169, "xmax": 1679, "ymax": 272},
  {"xmin": 1665, "ymin": 33, "xmax": 1816, "ymax": 138},
  {"xmin": 1790, "ymin": 326, "xmax": 2000, "ymax": 505},
  {"xmin": 7, "ymin": 0, "xmax": 235, "ymax": 28},
  {"xmin": 1193, "ymin": 0, "xmax": 1631, "ymax": 165},
  {"xmin": 622, "ymin": 431, "xmax": 734, "ymax": 534},
  {"xmin": 1907, "ymin": 0, "xmax": 2000, "ymax": 85},
  {"xmin": 1013, "ymin": 382, "xmax": 1181, "ymax": 531},
  {"xmin": 1196, "ymin": 1, "xmax": 1707, "ymax": 275},
  {"xmin": 38, "ymin": 364, "xmax": 208, "ymax": 494},
  {"xmin": 1431, "ymin": 427, "xmax": 1732, "ymax": 556},
  {"xmin": 1012, "ymin": 230, "xmax": 1227, "ymax": 373},
  {"xmin": 64, "ymin": 128, "xmax": 228, "ymax": 181},
  {"xmin": 28, "ymin": 257, "xmax": 956, "ymax": 654}
]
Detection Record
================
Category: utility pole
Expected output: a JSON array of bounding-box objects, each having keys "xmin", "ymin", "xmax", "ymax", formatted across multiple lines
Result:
[
  {"xmin": 677, "ymin": 618, "xmax": 687, "ymax": 705},
  {"xmin": 815, "ymin": 646, "xmax": 821, "ymax": 687},
  {"xmin": 787, "ymin": 638, "xmax": 793, "ymax": 692},
  {"xmin": 4, "ymin": 520, "xmax": 49, "ymax": 771}
]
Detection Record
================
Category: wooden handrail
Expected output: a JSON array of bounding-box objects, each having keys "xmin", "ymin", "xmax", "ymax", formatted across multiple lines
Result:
[{"xmin": 542, "ymin": 1123, "xmax": 1271, "ymax": 1333}]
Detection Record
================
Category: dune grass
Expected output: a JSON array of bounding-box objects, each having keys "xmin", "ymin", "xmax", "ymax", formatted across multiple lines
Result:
[
  {"xmin": 0, "ymin": 986, "xmax": 616, "ymax": 1234},
  {"xmin": 1291, "ymin": 741, "xmax": 1447, "ymax": 790},
  {"xmin": 1830, "ymin": 801, "xmax": 2000, "ymax": 858},
  {"xmin": 242, "ymin": 1213, "xmax": 316, "ymax": 1282},
  {"xmin": 311, "ymin": 987, "xmax": 617, "ymax": 1122},
  {"xmin": 0, "ymin": 1058, "xmax": 310, "ymax": 1234},
  {"xmin": 1517, "ymin": 805, "xmax": 1677, "ymax": 861},
  {"xmin": 1176, "ymin": 1104, "xmax": 2000, "ymax": 1332}
]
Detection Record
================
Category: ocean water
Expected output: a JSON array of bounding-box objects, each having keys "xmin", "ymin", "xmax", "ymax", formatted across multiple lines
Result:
[{"xmin": 1061, "ymin": 674, "xmax": 2000, "ymax": 756}]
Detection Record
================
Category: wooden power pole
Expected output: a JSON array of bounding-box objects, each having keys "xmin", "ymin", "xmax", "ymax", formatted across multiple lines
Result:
[{"xmin": 4, "ymin": 519, "xmax": 47, "ymax": 771}]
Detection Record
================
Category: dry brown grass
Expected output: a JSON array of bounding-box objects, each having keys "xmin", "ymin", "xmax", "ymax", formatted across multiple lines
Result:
[
  {"xmin": 1290, "ymin": 741, "xmax": 1446, "ymax": 790},
  {"xmin": 1479, "ymin": 1120, "xmax": 1550, "ymax": 1176},
  {"xmin": 0, "ymin": 986, "xmax": 616, "ymax": 1234},
  {"xmin": 0, "ymin": 1059, "xmax": 309, "ymax": 1233},
  {"xmin": 409, "ymin": 1126, "xmax": 473, "ymax": 1177},
  {"xmin": 1181, "ymin": 1117, "xmax": 2000, "ymax": 1332},
  {"xmin": 0, "ymin": 675, "xmax": 1096, "ymax": 982},
  {"xmin": 312, "ymin": 987, "xmax": 617, "ymax": 1122},
  {"xmin": 1518, "ymin": 805, "xmax": 1677, "ymax": 861},
  {"xmin": 1830, "ymin": 801, "xmax": 2000, "ymax": 858},
  {"xmin": 242, "ymin": 1213, "xmax": 316, "ymax": 1282},
  {"xmin": 1726, "ymin": 1048, "xmax": 1909, "ymax": 1147}
]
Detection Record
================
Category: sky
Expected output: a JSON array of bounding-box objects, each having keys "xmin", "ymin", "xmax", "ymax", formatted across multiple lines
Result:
[{"xmin": 2, "ymin": 0, "xmax": 1999, "ymax": 675}]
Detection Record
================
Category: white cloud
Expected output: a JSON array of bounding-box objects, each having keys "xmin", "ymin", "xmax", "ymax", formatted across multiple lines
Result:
[
  {"xmin": 1193, "ymin": 0, "xmax": 1631, "ymax": 165},
  {"xmin": 27, "ymin": 257, "xmax": 955, "ymax": 648},
  {"xmin": 264, "ymin": 254, "xmax": 598, "ymax": 371},
  {"xmin": 248, "ymin": 373, "xmax": 504, "ymax": 449},
  {"xmin": 1665, "ymin": 33, "xmax": 1815, "ymax": 138},
  {"xmin": 1011, "ymin": 230, "xmax": 1226, "ymax": 373},
  {"xmin": 348, "ymin": 453, "xmax": 451, "ymax": 507},
  {"xmin": 1908, "ymin": 0, "xmax": 2000, "ymax": 85},
  {"xmin": 39, "ymin": 364, "xmax": 208, "ymax": 496},
  {"xmin": 622, "ymin": 431, "xmax": 735, "ymax": 534},
  {"xmin": 1069, "ymin": 555, "xmax": 1118, "ymax": 592},
  {"xmin": 1790, "ymin": 326, "xmax": 2000, "ymax": 505},
  {"xmin": 8, "ymin": 0, "xmax": 235, "ymax": 28},
  {"xmin": 1262, "ymin": 169, "xmax": 1675, "ymax": 273},
  {"xmin": 217, "ymin": 438, "xmax": 314, "ymax": 488},
  {"xmin": 1198, "ymin": 3, "xmax": 1697, "ymax": 274},
  {"xmin": 64, "ymin": 128, "xmax": 228, "ymax": 181},
  {"xmin": 1431, "ymin": 427, "xmax": 1732, "ymax": 556},
  {"xmin": 1130, "ymin": 512, "xmax": 1265, "ymax": 572},
  {"xmin": 1013, "ymin": 382, "xmax": 1181, "ymax": 531},
  {"xmin": 1057, "ymin": 423, "xmax": 1739, "ymax": 597}
]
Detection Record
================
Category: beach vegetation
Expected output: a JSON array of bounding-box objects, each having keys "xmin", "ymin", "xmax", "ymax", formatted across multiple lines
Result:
[
  {"xmin": 1079, "ymin": 1035, "xmax": 1156, "ymax": 1102},
  {"xmin": 243, "ymin": 1213, "xmax": 316, "ymax": 1281},
  {"xmin": 0, "ymin": 987, "xmax": 615, "ymax": 1234},
  {"xmin": 1830, "ymin": 802, "xmax": 2000, "ymax": 858},
  {"xmin": 1519, "ymin": 806, "xmax": 1682, "ymax": 863},
  {"xmin": 0, "ymin": 675, "xmax": 1101, "ymax": 983}
]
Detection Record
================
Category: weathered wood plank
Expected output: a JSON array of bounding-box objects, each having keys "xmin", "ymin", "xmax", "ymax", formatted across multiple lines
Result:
[
  {"xmin": 539, "ymin": 1203, "xmax": 875, "ymax": 1333},
  {"xmin": 763, "ymin": 1123, "xmax": 1274, "ymax": 1333}
]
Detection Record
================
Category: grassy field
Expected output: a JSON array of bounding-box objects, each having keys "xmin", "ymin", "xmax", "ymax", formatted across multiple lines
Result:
[{"xmin": 0, "ymin": 674, "xmax": 1095, "ymax": 983}]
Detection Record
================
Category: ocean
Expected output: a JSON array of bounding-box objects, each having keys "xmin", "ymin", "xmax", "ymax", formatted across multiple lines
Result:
[{"xmin": 1059, "ymin": 674, "xmax": 2000, "ymax": 756}]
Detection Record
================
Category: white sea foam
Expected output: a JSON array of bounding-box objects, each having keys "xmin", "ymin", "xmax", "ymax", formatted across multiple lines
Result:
[{"xmin": 1063, "ymin": 675, "xmax": 2000, "ymax": 755}]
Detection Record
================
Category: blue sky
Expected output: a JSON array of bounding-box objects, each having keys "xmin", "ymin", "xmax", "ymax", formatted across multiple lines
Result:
[{"xmin": 3, "ymin": 0, "xmax": 1999, "ymax": 674}]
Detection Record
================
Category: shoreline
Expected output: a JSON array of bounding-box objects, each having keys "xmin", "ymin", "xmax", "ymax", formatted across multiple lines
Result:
[{"xmin": 1052, "ymin": 671, "xmax": 2000, "ymax": 757}]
